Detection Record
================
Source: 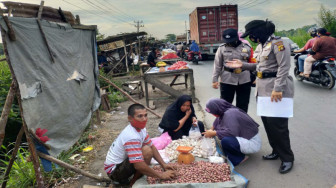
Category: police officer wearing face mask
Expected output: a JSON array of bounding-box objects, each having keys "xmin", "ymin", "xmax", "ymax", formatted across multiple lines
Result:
[
  {"xmin": 226, "ymin": 20, "xmax": 294, "ymax": 174},
  {"xmin": 212, "ymin": 28, "xmax": 252, "ymax": 113}
]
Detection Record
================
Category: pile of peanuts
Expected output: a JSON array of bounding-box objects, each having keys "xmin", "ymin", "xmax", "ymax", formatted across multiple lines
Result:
[{"xmin": 147, "ymin": 161, "xmax": 231, "ymax": 184}]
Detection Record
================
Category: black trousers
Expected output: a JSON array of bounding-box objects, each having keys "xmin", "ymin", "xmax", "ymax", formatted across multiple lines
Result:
[
  {"xmin": 261, "ymin": 116, "xmax": 294, "ymax": 162},
  {"xmin": 220, "ymin": 82, "xmax": 251, "ymax": 112}
]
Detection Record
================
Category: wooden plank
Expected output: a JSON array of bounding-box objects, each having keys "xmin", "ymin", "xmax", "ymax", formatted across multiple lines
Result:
[
  {"xmin": 71, "ymin": 25, "xmax": 96, "ymax": 30},
  {"xmin": 189, "ymin": 70, "xmax": 196, "ymax": 102},
  {"xmin": 2, "ymin": 1, "xmax": 76, "ymax": 24},
  {"xmin": 107, "ymin": 54, "xmax": 126, "ymax": 76},
  {"xmin": 16, "ymin": 93, "xmax": 45, "ymax": 188},
  {"xmin": 144, "ymin": 76, "xmax": 182, "ymax": 98},
  {"xmin": 99, "ymin": 75, "xmax": 162, "ymax": 118},
  {"xmin": 0, "ymin": 81, "xmax": 16, "ymax": 147},
  {"xmin": 37, "ymin": 1, "xmax": 44, "ymax": 20},
  {"xmin": 1, "ymin": 127, "xmax": 24, "ymax": 188},
  {"xmin": 144, "ymin": 79, "xmax": 149, "ymax": 107},
  {"xmin": 36, "ymin": 19, "xmax": 55, "ymax": 63},
  {"xmin": 37, "ymin": 152, "xmax": 111, "ymax": 182},
  {"xmin": 123, "ymin": 39, "xmax": 129, "ymax": 72},
  {"xmin": 95, "ymin": 110, "xmax": 101, "ymax": 126}
]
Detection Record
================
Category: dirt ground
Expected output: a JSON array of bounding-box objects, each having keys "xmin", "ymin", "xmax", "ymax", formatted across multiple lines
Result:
[{"xmin": 54, "ymin": 76, "xmax": 205, "ymax": 188}]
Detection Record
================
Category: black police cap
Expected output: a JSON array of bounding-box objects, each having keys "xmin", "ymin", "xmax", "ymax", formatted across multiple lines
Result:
[
  {"xmin": 240, "ymin": 20, "xmax": 266, "ymax": 38},
  {"xmin": 222, "ymin": 28, "xmax": 239, "ymax": 43}
]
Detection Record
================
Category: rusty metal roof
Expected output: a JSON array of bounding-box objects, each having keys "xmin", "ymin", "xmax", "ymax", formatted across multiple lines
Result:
[
  {"xmin": 2, "ymin": 1, "xmax": 78, "ymax": 25},
  {"xmin": 97, "ymin": 32, "xmax": 147, "ymax": 45}
]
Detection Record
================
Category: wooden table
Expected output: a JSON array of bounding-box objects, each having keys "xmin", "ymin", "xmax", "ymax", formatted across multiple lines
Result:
[{"xmin": 143, "ymin": 67, "xmax": 195, "ymax": 107}]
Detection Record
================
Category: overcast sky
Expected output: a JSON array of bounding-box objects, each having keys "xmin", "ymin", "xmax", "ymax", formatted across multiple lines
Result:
[{"xmin": 3, "ymin": 0, "xmax": 336, "ymax": 39}]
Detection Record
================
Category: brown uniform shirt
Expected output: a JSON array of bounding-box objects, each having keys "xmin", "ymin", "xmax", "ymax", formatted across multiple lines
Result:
[
  {"xmin": 242, "ymin": 35, "xmax": 294, "ymax": 98},
  {"xmin": 213, "ymin": 42, "xmax": 251, "ymax": 85}
]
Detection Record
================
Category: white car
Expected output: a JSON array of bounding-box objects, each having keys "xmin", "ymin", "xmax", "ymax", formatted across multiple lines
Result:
[{"xmin": 282, "ymin": 37, "xmax": 299, "ymax": 55}]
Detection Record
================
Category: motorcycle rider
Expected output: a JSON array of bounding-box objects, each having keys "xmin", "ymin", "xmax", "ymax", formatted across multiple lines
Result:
[
  {"xmin": 303, "ymin": 28, "xmax": 336, "ymax": 78},
  {"xmin": 176, "ymin": 42, "xmax": 183, "ymax": 57},
  {"xmin": 293, "ymin": 28, "xmax": 319, "ymax": 76},
  {"xmin": 188, "ymin": 40, "xmax": 201, "ymax": 62},
  {"xmin": 189, "ymin": 40, "xmax": 199, "ymax": 52},
  {"xmin": 212, "ymin": 28, "xmax": 252, "ymax": 112}
]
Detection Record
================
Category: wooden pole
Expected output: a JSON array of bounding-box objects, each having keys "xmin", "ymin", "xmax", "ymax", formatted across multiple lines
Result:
[
  {"xmin": 37, "ymin": 152, "xmax": 111, "ymax": 182},
  {"xmin": 0, "ymin": 81, "xmax": 16, "ymax": 147},
  {"xmin": 36, "ymin": 1, "xmax": 55, "ymax": 63},
  {"xmin": 95, "ymin": 110, "xmax": 101, "ymax": 126},
  {"xmin": 1, "ymin": 27, "xmax": 45, "ymax": 188},
  {"xmin": 123, "ymin": 39, "xmax": 129, "ymax": 72},
  {"xmin": 99, "ymin": 75, "xmax": 162, "ymax": 118},
  {"xmin": 16, "ymin": 92, "xmax": 45, "ymax": 187},
  {"xmin": 1, "ymin": 127, "xmax": 24, "ymax": 188}
]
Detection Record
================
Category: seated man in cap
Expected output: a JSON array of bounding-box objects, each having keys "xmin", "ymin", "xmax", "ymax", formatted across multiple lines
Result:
[{"xmin": 212, "ymin": 28, "xmax": 253, "ymax": 112}]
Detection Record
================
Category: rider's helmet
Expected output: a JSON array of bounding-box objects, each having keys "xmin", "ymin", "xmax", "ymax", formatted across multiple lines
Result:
[{"xmin": 308, "ymin": 27, "xmax": 317, "ymax": 37}]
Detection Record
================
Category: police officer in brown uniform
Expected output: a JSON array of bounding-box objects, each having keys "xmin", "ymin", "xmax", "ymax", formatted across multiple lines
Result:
[
  {"xmin": 226, "ymin": 20, "xmax": 294, "ymax": 174},
  {"xmin": 212, "ymin": 28, "xmax": 252, "ymax": 112}
]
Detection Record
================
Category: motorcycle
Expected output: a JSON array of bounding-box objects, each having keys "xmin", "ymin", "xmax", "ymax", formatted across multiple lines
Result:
[
  {"xmin": 182, "ymin": 49, "xmax": 189, "ymax": 60},
  {"xmin": 187, "ymin": 51, "xmax": 202, "ymax": 64},
  {"xmin": 293, "ymin": 51, "xmax": 336, "ymax": 89}
]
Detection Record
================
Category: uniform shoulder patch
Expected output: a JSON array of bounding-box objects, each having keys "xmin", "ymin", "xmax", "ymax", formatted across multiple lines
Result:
[
  {"xmin": 274, "ymin": 41, "xmax": 283, "ymax": 46},
  {"xmin": 274, "ymin": 41, "xmax": 285, "ymax": 51}
]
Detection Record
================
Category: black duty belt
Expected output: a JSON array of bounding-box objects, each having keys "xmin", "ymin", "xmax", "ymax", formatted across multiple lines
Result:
[
  {"xmin": 224, "ymin": 67, "xmax": 243, "ymax": 74},
  {"xmin": 257, "ymin": 71, "xmax": 277, "ymax": 79}
]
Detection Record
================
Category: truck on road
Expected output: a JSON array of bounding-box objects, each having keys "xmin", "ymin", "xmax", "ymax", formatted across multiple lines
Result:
[{"xmin": 189, "ymin": 5, "xmax": 238, "ymax": 60}]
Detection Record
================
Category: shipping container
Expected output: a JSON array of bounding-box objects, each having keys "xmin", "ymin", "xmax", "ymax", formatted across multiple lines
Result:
[{"xmin": 189, "ymin": 5, "xmax": 238, "ymax": 58}]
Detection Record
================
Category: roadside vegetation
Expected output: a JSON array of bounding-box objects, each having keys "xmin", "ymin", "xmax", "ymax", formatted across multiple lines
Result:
[{"xmin": 0, "ymin": 57, "xmax": 128, "ymax": 187}]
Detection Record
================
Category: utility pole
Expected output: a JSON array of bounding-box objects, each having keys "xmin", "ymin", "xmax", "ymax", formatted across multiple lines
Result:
[
  {"xmin": 134, "ymin": 20, "xmax": 144, "ymax": 57},
  {"xmin": 185, "ymin": 20, "xmax": 188, "ymax": 42}
]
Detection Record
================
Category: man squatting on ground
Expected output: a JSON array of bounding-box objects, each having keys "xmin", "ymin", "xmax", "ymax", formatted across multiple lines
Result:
[{"xmin": 104, "ymin": 104, "xmax": 176, "ymax": 185}]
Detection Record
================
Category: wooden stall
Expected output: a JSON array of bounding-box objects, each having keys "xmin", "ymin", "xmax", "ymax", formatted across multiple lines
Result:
[{"xmin": 143, "ymin": 67, "xmax": 195, "ymax": 107}]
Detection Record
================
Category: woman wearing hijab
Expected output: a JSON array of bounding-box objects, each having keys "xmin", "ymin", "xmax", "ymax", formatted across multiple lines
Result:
[
  {"xmin": 159, "ymin": 95, "xmax": 205, "ymax": 140},
  {"xmin": 226, "ymin": 19, "xmax": 295, "ymax": 174},
  {"xmin": 203, "ymin": 98, "xmax": 261, "ymax": 166},
  {"xmin": 147, "ymin": 47, "xmax": 159, "ymax": 67}
]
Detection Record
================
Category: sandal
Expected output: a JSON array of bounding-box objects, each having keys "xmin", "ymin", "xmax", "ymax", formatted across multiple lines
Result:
[
  {"xmin": 304, "ymin": 74, "xmax": 310, "ymax": 78},
  {"xmin": 299, "ymin": 72, "xmax": 304, "ymax": 76}
]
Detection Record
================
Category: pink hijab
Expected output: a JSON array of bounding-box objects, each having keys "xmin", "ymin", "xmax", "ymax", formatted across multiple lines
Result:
[{"xmin": 238, "ymin": 32, "xmax": 251, "ymax": 46}]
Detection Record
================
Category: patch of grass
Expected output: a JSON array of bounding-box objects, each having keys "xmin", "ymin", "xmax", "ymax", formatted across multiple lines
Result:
[
  {"xmin": 108, "ymin": 91, "xmax": 127, "ymax": 108},
  {"xmin": 0, "ymin": 145, "xmax": 36, "ymax": 188}
]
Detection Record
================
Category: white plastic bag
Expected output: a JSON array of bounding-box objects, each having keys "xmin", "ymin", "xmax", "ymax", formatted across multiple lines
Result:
[
  {"xmin": 208, "ymin": 156, "xmax": 224, "ymax": 163},
  {"xmin": 201, "ymin": 137, "xmax": 214, "ymax": 157},
  {"xmin": 150, "ymin": 150, "xmax": 170, "ymax": 165},
  {"xmin": 189, "ymin": 124, "xmax": 202, "ymax": 140}
]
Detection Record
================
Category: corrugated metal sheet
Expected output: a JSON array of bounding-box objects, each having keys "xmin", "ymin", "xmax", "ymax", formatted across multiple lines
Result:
[{"xmin": 189, "ymin": 5, "xmax": 238, "ymax": 44}]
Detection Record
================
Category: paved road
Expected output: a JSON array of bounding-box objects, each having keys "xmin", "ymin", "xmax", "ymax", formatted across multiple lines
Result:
[{"xmin": 189, "ymin": 59, "xmax": 336, "ymax": 188}]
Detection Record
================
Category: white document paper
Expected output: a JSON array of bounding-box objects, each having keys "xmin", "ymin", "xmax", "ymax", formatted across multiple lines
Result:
[{"xmin": 257, "ymin": 97, "xmax": 293, "ymax": 118}]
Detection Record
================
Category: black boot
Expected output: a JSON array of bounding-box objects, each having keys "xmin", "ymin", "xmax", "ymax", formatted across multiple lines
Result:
[
  {"xmin": 279, "ymin": 161, "xmax": 293, "ymax": 174},
  {"xmin": 262, "ymin": 153, "xmax": 279, "ymax": 160}
]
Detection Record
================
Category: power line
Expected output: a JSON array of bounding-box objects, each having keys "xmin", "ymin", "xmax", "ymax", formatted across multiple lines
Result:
[
  {"xmin": 100, "ymin": 0, "xmax": 136, "ymax": 21},
  {"xmin": 238, "ymin": 0, "xmax": 269, "ymax": 11},
  {"xmin": 62, "ymin": 0, "xmax": 116, "ymax": 23},
  {"xmin": 79, "ymin": 0, "xmax": 134, "ymax": 25},
  {"xmin": 62, "ymin": 0, "xmax": 134, "ymax": 30}
]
